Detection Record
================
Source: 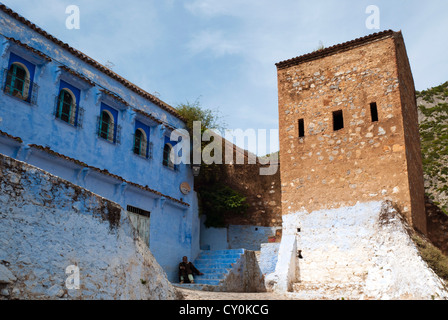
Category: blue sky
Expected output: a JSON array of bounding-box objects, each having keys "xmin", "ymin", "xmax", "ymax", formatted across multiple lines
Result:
[{"xmin": 2, "ymin": 0, "xmax": 448, "ymax": 154}]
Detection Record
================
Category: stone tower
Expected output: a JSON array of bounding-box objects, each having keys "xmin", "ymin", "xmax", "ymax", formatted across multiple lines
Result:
[{"xmin": 276, "ymin": 30, "xmax": 426, "ymax": 233}]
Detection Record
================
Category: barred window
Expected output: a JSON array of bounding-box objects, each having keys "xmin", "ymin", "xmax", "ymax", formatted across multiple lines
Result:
[
  {"xmin": 99, "ymin": 110, "xmax": 115, "ymax": 142},
  {"xmin": 127, "ymin": 205, "xmax": 150, "ymax": 218},
  {"xmin": 163, "ymin": 143, "xmax": 175, "ymax": 169},
  {"xmin": 133, "ymin": 128, "xmax": 148, "ymax": 158},
  {"xmin": 56, "ymin": 88, "xmax": 77, "ymax": 126},
  {"xmin": 4, "ymin": 63, "xmax": 30, "ymax": 101}
]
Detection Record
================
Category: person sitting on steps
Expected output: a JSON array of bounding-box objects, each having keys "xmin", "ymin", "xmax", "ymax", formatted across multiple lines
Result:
[{"xmin": 179, "ymin": 256, "xmax": 203, "ymax": 284}]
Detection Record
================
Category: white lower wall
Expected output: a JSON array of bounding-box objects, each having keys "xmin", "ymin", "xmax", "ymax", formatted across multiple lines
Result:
[{"xmin": 267, "ymin": 201, "xmax": 448, "ymax": 299}]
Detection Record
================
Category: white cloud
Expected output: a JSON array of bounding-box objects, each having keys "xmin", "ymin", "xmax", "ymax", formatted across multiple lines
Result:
[
  {"xmin": 187, "ymin": 29, "xmax": 242, "ymax": 57},
  {"xmin": 184, "ymin": 0, "xmax": 243, "ymax": 17}
]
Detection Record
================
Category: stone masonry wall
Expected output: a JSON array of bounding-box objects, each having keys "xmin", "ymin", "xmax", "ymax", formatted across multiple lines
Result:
[
  {"xmin": 198, "ymin": 135, "xmax": 282, "ymax": 228},
  {"xmin": 276, "ymin": 32, "xmax": 426, "ymax": 232},
  {"xmin": 0, "ymin": 153, "xmax": 177, "ymax": 300},
  {"xmin": 220, "ymin": 161, "xmax": 281, "ymax": 227},
  {"xmin": 394, "ymin": 34, "xmax": 427, "ymax": 233}
]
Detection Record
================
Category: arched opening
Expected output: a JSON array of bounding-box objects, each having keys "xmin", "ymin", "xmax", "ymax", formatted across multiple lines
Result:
[
  {"xmin": 99, "ymin": 110, "xmax": 115, "ymax": 142},
  {"xmin": 5, "ymin": 62, "xmax": 30, "ymax": 101},
  {"xmin": 134, "ymin": 128, "xmax": 148, "ymax": 157},
  {"xmin": 56, "ymin": 88, "xmax": 77, "ymax": 125},
  {"xmin": 163, "ymin": 143, "xmax": 175, "ymax": 169}
]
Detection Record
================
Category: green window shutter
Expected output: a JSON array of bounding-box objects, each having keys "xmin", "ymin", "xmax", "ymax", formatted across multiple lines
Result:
[{"xmin": 4, "ymin": 64, "xmax": 27, "ymax": 99}]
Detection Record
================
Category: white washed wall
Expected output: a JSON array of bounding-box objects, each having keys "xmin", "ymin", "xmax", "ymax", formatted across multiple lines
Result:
[
  {"xmin": 0, "ymin": 154, "xmax": 177, "ymax": 300},
  {"xmin": 267, "ymin": 201, "xmax": 448, "ymax": 299}
]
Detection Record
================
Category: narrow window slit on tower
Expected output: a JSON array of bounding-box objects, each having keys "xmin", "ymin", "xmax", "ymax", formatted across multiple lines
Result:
[
  {"xmin": 333, "ymin": 110, "xmax": 344, "ymax": 131},
  {"xmin": 370, "ymin": 102, "xmax": 379, "ymax": 122},
  {"xmin": 298, "ymin": 118, "xmax": 305, "ymax": 138}
]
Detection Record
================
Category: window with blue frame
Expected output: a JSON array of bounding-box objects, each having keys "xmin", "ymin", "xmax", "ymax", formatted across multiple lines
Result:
[
  {"xmin": 162, "ymin": 135, "xmax": 179, "ymax": 171},
  {"xmin": 133, "ymin": 121, "xmax": 150, "ymax": 158},
  {"xmin": 97, "ymin": 103, "xmax": 120, "ymax": 144},
  {"xmin": 3, "ymin": 53, "xmax": 36, "ymax": 103},
  {"xmin": 163, "ymin": 143, "xmax": 175, "ymax": 169},
  {"xmin": 55, "ymin": 80, "xmax": 81, "ymax": 127}
]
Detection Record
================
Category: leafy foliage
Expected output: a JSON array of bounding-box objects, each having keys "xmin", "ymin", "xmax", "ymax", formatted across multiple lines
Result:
[
  {"xmin": 176, "ymin": 99, "xmax": 248, "ymax": 228},
  {"xmin": 312, "ymin": 40, "xmax": 325, "ymax": 52},
  {"xmin": 200, "ymin": 185, "xmax": 249, "ymax": 228},
  {"xmin": 418, "ymin": 83, "xmax": 448, "ymax": 215},
  {"xmin": 416, "ymin": 81, "xmax": 448, "ymax": 103},
  {"xmin": 176, "ymin": 98, "xmax": 225, "ymax": 134}
]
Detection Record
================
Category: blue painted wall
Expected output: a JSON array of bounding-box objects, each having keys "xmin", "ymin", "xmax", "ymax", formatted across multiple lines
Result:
[
  {"xmin": 228, "ymin": 225, "xmax": 281, "ymax": 251},
  {"xmin": 259, "ymin": 243, "xmax": 280, "ymax": 275},
  {"xmin": 199, "ymin": 215, "xmax": 230, "ymax": 251},
  {"xmin": 199, "ymin": 217, "xmax": 282, "ymax": 252},
  {"xmin": 0, "ymin": 7, "xmax": 199, "ymax": 282}
]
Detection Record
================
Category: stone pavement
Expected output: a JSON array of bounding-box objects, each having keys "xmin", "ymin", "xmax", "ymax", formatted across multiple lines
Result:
[{"xmin": 176, "ymin": 287, "xmax": 299, "ymax": 300}]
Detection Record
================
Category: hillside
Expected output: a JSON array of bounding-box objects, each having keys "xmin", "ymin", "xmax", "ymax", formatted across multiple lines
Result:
[{"xmin": 416, "ymin": 81, "xmax": 448, "ymax": 216}]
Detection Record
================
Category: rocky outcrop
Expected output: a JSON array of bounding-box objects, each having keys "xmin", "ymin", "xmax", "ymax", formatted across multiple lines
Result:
[
  {"xmin": 0, "ymin": 153, "xmax": 178, "ymax": 300},
  {"xmin": 417, "ymin": 82, "xmax": 448, "ymax": 216},
  {"xmin": 426, "ymin": 196, "xmax": 448, "ymax": 256}
]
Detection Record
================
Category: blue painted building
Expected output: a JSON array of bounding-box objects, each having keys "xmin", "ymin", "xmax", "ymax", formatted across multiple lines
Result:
[{"xmin": 0, "ymin": 4, "xmax": 200, "ymax": 282}]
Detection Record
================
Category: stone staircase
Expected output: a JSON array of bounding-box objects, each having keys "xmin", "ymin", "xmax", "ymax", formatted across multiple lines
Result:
[{"xmin": 174, "ymin": 249, "xmax": 245, "ymax": 291}]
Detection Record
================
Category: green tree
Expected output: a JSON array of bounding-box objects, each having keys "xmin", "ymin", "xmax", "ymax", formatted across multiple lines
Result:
[
  {"xmin": 176, "ymin": 98, "xmax": 225, "ymax": 134},
  {"xmin": 176, "ymin": 99, "xmax": 248, "ymax": 228},
  {"xmin": 200, "ymin": 185, "xmax": 249, "ymax": 228}
]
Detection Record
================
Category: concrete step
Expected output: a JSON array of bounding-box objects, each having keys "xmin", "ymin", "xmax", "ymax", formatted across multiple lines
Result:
[
  {"xmin": 196, "ymin": 254, "xmax": 243, "ymax": 260},
  {"xmin": 194, "ymin": 262, "xmax": 234, "ymax": 270},
  {"xmin": 173, "ymin": 249, "xmax": 245, "ymax": 291},
  {"xmin": 193, "ymin": 278, "xmax": 222, "ymax": 286},
  {"xmin": 198, "ymin": 249, "xmax": 245, "ymax": 256},
  {"xmin": 197, "ymin": 267, "xmax": 231, "ymax": 275},
  {"xmin": 173, "ymin": 283, "xmax": 220, "ymax": 291},
  {"xmin": 195, "ymin": 257, "xmax": 240, "ymax": 265},
  {"xmin": 196, "ymin": 272, "xmax": 227, "ymax": 280}
]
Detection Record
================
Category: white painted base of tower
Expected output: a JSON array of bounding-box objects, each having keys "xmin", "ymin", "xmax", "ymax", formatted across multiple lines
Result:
[{"xmin": 265, "ymin": 201, "xmax": 448, "ymax": 299}]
